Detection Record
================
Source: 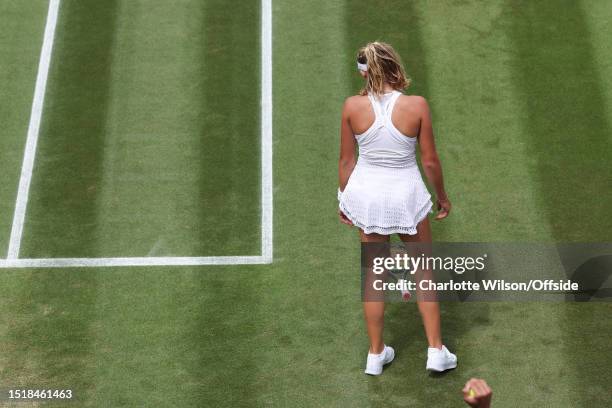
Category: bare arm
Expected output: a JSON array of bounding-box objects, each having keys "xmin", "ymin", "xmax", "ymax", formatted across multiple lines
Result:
[
  {"xmin": 416, "ymin": 96, "xmax": 451, "ymax": 219},
  {"xmin": 338, "ymin": 98, "xmax": 357, "ymax": 191},
  {"xmin": 337, "ymin": 98, "xmax": 357, "ymax": 226}
]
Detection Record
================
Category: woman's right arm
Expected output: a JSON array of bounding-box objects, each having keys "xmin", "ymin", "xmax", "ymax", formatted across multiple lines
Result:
[
  {"xmin": 415, "ymin": 96, "xmax": 451, "ymax": 220},
  {"xmin": 338, "ymin": 98, "xmax": 357, "ymax": 191}
]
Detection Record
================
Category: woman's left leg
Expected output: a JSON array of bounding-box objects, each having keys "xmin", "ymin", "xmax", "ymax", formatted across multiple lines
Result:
[{"xmin": 359, "ymin": 230, "xmax": 389, "ymax": 354}]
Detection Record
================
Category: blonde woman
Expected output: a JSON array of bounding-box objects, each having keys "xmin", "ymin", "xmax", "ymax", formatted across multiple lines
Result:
[{"xmin": 338, "ymin": 42, "xmax": 456, "ymax": 375}]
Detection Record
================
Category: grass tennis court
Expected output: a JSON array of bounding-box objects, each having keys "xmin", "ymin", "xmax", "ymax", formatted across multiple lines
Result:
[{"xmin": 0, "ymin": 0, "xmax": 611, "ymax": 406}]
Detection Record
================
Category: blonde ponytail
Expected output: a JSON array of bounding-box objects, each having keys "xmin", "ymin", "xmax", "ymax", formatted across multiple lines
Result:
[{"xmin": 357, "ymin": 42, "xmax": 410, "ymax": 97}]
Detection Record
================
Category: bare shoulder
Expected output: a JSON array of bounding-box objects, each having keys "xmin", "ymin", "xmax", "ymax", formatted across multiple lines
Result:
[
  {"xmin": 396, "ymin": 94, "xmax": 429, "ymax": 112},
  {"xmin": 343, "ymin": 95, "xmax": 370, "ymax": 111}
]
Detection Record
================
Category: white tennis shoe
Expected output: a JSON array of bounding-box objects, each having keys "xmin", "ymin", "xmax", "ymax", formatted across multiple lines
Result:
[
  {"xmin": 426, "ymin": 345, "xmax": 457, "ymax": 372},
  {"xmin": 364, "ymin": 345, "xmax": 395, "ymax": 375}
]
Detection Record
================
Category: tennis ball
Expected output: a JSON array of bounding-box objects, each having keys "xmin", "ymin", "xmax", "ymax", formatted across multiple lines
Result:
[{"xmin": 468, "ymin": 389, "xmax": 476, "ymax": 398}]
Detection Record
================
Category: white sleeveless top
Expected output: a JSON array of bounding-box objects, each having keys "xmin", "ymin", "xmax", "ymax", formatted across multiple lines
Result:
[
  {"xmin": 338, "ymin": 91, "xmax": 433, "ymax": 235},
  {"xmin": 356, "ymin": 91, "xmax": 418, "ymax": 168}
]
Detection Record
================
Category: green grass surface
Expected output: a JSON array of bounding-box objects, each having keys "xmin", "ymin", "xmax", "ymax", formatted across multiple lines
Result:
[
  {"xmin": 0, "ymin": 0, "xmax": 47, "ymax": 258},
  {"xmin": 23, "ymin": 0, "xmax": 260, "ymax": 258},
  {"xmin": 0, "ymin": 0, "xmax": 611, "ymax": 407}
]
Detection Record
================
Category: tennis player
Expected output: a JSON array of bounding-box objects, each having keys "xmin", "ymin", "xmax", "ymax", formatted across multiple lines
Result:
[{"xmin": 338, "ymin": 41, "xmax": 456, "ymax": 375}]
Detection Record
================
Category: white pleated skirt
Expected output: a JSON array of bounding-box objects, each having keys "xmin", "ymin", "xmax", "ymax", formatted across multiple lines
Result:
[{"xmin": 339, "ymin": 162, "xmax": 433, "ymax": 235}]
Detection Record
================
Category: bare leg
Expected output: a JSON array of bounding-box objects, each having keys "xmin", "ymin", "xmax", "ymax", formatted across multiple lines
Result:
[
  {"xmin": 359, "ymin": 230, "xmax": 389, "ymax": 354},
  {"xmin": 399, "ymin": 217, "xmax": 443, "ymax": 349}
]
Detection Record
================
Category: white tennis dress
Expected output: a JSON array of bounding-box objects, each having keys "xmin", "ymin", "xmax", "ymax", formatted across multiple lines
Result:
[{"xmin": 339, "ymin": 91, "xmax": 433, "ymax": 235}]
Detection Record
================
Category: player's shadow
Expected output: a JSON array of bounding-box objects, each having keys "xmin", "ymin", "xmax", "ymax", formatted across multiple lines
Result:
[{"xmin": 385, "ymin": 299, "xmax": 491, "ymax": 376}]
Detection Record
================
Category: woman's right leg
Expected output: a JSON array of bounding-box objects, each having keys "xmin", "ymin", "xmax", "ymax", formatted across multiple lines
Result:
[
  {"xmin": 399, "ymin": 217, "xmax": 443, "ymax": 349},
  {"xmin": 359, "ymin": 229, "xmax": 389, "ymax": 354},
  {"xmin": 399, "ymin": 218, "xmax": 456, "ymax": 373}
]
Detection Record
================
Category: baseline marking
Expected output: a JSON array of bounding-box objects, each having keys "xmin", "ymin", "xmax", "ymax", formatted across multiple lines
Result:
[
  {"xmin": 7, "ymin": 0, "xmax": 61, "ymax": 259},
  {"xmin": 0, "ymin": 0, "xmax": 273, "ymax": 268}
]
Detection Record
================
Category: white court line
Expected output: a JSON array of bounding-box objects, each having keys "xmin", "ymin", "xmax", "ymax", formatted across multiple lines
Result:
[
  {"xmin": 6, "ymin": 0, "xmax": 61, "ymax": 259},
  {"xmin": 1, "ymin": 0, "xmax": 273, "ymax": 268},
  {"xmin": 260, "ymin": 0, "xmax": 273, "ymax": 263},
  {"xmin": 0, "ymin": 256, "xmax": 269, "ymax": 268}
]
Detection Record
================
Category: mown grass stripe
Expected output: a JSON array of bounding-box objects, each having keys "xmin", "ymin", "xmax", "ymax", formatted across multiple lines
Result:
[
  {"xmin": 507, "ymin": 1, "xmax": 611, "ymax": 242},
  {"xmin": 20, "ymin": 0, "xmax": 118, "ymax": 259},
  {"xmin": 194, "ymin": 0, "xmax": 261, "ymax": 257},
  {"xmin": 506, "ymin": 1, "xmax": 612, "ymax": 405},
  {"xmin": 580, "ymin": 0, "xmax": 612, "ymax": 137},
  {"xmin": 88, "ymin": 1, "xmax": 264, "ymax": 406}
]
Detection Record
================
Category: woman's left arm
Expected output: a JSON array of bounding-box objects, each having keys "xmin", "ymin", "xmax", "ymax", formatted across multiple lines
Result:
[{"xmin": 338, "ymin": 98, "xmax": 357, "ymax": 191}]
